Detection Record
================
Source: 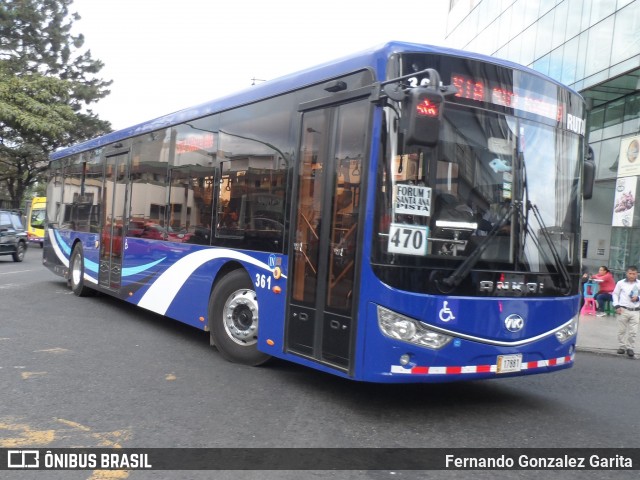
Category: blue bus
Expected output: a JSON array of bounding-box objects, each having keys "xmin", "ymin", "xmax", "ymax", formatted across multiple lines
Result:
[{"xmin": 44, "ymin": 41, "xmax": 594, "ymax": 383}]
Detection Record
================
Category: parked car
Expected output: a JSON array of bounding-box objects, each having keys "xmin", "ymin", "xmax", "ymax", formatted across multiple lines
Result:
[{"xmin": 0, "ymin": 210, "xmax": 28, "ymax": 262}]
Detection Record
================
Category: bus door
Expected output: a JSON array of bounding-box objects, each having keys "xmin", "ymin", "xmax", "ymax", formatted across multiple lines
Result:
[
  {"xmin": 286, "ymin": 98, "xmax": 369, "ymax": 372},
  {"xmin": 98, "ymin": 152, "xmax": 129, "ymax": 290}
]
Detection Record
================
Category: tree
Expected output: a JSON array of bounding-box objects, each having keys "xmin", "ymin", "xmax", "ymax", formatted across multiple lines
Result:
[{"xmin": 0, "ymin": 0, "xmax": 112, "ymax": 209}]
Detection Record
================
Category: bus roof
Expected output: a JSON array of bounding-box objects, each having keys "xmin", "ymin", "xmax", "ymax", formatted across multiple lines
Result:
[{"xmin": 50, "ymin": 41, "xmax": 579, "ymax": 161}]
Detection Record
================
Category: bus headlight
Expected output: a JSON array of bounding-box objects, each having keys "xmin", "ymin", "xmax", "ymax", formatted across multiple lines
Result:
[
  {"xmin": 555, "ymin": 316, "xmax": 579, "ymax": 343},
  {"xmin": 377, "ymin": 306, "xmax": 453, "ymax": 349}
]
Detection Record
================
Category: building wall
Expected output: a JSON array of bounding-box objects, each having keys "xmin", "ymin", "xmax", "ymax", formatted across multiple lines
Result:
[{"xmin": 446, "ymin": 0, "xmax": 640, "ymax": 276}]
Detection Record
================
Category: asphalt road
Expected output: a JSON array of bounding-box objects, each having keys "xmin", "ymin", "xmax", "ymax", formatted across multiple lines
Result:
[{"xmin": 1, "ymin": 251, "xmax": 638, "ymax": 480}]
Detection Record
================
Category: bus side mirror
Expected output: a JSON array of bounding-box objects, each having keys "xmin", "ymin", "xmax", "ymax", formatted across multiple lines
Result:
[
  {"xmin": 583, "ymin": 146, "xmax": 595, "ymax": 199},
  {"xmin": 404, "ymin": 87, "xmax": 444, "ymax": 147}
]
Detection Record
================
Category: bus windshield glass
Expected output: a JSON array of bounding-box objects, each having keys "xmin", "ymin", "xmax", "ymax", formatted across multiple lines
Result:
[
  {"xmin": 30, "ymin": 206, "xmax": 45, "ymax": 228},
  {"xmin": 373, "ymin": 56, "xmax": 584, "ymax": 296}
]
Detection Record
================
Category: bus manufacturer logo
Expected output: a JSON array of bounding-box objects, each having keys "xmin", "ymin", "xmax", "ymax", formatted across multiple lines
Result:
[
  {"xmin": 479, "ymin": 281, "xmax": 543, "ymax": 294},
  {"xmin": 504, "ymin": 314, "xmax": 525, "ymax": 332}
]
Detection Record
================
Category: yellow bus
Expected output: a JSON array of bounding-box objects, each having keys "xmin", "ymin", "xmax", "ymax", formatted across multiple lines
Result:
[{"xmin": 26, "ymin": 196, "xmax": 46, "ymax": 248}]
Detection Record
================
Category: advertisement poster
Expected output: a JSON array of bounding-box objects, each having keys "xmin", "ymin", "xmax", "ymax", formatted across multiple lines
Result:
[
  {"xmin": 612, "ymin": 176, "xmax": 637, "ymax": 227},
  {"xmin": 616, "ymin": 135, "xmax": 640, "ymax": 178}
]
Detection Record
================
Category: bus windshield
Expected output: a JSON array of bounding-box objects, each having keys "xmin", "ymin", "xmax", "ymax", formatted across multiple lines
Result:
[
  {"xmin": 30, "ymin": 207, "xmax": 45, "ymax": 228},
  {"xmin": 373, "ymin": 104, "xmax": 582, "ymax": 295}
]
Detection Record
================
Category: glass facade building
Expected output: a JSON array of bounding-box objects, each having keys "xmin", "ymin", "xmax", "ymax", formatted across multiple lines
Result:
[{"xmin": 446, "ymin": 0, "xmax": 640, "ymax": 277}]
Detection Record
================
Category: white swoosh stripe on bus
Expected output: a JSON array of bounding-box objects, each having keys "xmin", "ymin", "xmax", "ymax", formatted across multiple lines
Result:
[
  {"xmin": 137, "ymin": 249, "xmax": 275, "ymax": 315},
  {"xmin": 50, "ymin": 229, "xmax": 70, "ymax": 268}
]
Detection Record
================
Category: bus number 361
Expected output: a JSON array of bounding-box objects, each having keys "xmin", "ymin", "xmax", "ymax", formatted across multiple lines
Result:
[
  {"xmin": 255, "ymin": 274, "xmax": 272, "ymax": 289},
  {"xmin": 387, "ymin": 224, "xmax": 429, "ymax": 256}
]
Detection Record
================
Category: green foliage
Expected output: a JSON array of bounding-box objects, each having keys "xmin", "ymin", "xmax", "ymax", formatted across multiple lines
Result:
[
  {"xmin": 0, "ymin": 0, "xmax": 112, "ymax": 208},
  {"xmin": 0, "ymin": 67, "xmax": 76, "ymax": 136}
]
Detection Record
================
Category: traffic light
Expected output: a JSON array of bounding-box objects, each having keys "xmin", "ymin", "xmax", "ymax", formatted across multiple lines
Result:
[{"xmin": 404, "ymin": 87, "xmax": 444, "ymax": 147}]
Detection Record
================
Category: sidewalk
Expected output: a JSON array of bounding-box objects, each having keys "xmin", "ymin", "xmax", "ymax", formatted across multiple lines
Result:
[{"xmin": 576, "ymin": 312, "xmax": 629, "ymax": 356}]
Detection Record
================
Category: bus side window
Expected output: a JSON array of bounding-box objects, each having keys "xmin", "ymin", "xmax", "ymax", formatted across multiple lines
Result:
[
  {"xmin": 213, "ymin": 96, "xmax": 292, "ymax": 253},
  {"xmin": 215, "ymin": 170, "xmax": 244, "ymax": 239}
]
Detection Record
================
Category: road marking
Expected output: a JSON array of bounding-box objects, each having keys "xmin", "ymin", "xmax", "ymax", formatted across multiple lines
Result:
[
  {"xmin": 57, "ymin": 419, "xmax": 132, "ymax": 479},
  {"xmin": 56, "ymin": 418, "xmax": 131, "ymax": 449},
  {"xmin": 21, "ymin": 371, "xmax": 47, "ymax": 379},
  {"xmin": 0, "ymin": 269, "xmax": 36, "ymax": 275},
  {"xmin": 0, "ymin": 417, "xmax": 132, "ymax": 479},
  {"xmin": 88, "ymin": 471, "xmax": 130, "ymax": 479},
  {"xmin": 57, "ymin": 418, "xmax": 91, "ymax": 431},
  {"xmin": 0, "ymin": 420, "xmax": 56, "ymax": 447},
  {"xmin": 35, "ymin": 347, "xmax": 70, "ymax": 354}
]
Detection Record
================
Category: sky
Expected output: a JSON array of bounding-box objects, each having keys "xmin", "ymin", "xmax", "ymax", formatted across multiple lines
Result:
[{"xmin": 71, "ymin": 0, "xmax": 449, "ymax": 131}]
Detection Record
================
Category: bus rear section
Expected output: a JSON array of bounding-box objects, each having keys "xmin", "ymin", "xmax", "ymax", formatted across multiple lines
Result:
[{"xmin": 27, "ymin": 197, "xmax": 46, "ymax": 247}]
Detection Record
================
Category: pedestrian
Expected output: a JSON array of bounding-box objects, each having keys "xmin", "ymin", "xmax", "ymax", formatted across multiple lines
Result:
[
  {"xmin": 592, "ymin": 266, "xmax": 615, "ymax": 316},
  {"xmin": 611, "ymin": 266, "xmax": 640, "ymax": 359}
]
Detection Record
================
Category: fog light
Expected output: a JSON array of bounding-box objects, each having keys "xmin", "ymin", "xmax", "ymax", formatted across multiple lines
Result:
[
  {"xmin": 555, "ymin": 315, "xmax": 579, "ymax": 343},
  {"xmin": 399, "ymin": 354, "xmax": 411, "ymax": 366},
  {"xmin": 377, "ymin": 305, "xmax": 453, "ymax": 349}
]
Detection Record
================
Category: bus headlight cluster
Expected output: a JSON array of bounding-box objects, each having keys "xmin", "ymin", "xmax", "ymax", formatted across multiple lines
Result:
[
  {"xmin": 555, "ymin": 315, "xmax": 579, "ymax": 343},
  {"xmin": 377, "ymin": 305, "xmax": 453, "ymax": 349}
]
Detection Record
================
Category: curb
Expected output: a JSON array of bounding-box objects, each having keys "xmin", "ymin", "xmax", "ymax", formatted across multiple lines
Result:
[{"xmin": 576, "ymin": 346, "xmax": 637, "ymax": 358}]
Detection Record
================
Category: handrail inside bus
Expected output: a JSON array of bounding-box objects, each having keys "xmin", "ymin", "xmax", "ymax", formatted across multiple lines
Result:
[{"xmin": 299, "ymin": 212, "xmax": 319, "ymax": 241}]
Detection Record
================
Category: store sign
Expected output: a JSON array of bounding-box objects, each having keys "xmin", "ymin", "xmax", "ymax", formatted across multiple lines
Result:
[
  {"xmin": 612, "ymin": 176, "xmax": 637, "ymax": 227},
  {"xmin": 616, "ymin": 135, "xmax": 640, "ymax": 178}
]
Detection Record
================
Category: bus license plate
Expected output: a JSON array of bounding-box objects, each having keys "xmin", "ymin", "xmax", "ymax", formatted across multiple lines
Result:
[{"xmin": 497, "ymin": 354, "xmax": 522, "ymax": 374}]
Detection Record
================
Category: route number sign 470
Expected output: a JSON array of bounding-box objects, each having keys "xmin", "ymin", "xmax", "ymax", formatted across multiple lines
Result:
[{"xmin": 387, "ymin": 223, "xmax": 429, "ymax": 256}]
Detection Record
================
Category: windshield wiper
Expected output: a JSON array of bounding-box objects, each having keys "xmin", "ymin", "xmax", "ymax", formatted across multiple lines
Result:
[
  {"xmin": 440, "ymin": 201, "xmax": 518, "ymax": 289},
  {"xmin": 525, "ymin": 202, "xmax": 571, "ymax": 294},
  {"xmin": 440, "ymin": 200, "xmax": 572, "ymax": 293}
]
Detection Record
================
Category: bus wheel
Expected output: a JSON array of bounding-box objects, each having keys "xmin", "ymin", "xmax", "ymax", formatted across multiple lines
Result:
[
  {"xmin": 12, "ymin": 241, "xmax": 26, "ymax": 262},
  {"xmin": 69, "ymin": 244, "xmax": 92, "ymax": 297},
  {"xmin": 209, "ymin": 270, "xmax": 270, "ymax": 366}
]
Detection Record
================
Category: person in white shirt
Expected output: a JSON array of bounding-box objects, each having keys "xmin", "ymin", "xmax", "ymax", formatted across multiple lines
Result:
[{"xmin": 611, "ymin": 266, "xmax": 640, "ymax": 358}]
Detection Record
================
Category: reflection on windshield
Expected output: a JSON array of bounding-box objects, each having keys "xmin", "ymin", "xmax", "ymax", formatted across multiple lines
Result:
[
  {"xmin": 31, "ymin": 209, "xmax": 46, "ymax": 228},
  {"xmin": 373, "ymin": 104, "xmax": 581, "ymax": 278}
]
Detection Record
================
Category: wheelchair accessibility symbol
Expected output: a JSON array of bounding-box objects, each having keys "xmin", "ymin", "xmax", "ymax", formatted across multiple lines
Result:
[{"xmin": 439, "ymin": 301, "xmax": 456, "ymax": 322}]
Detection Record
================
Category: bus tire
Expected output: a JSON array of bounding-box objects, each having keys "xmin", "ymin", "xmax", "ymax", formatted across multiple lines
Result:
[
  {"xmin": 209, "ymin": 269, "xmax": 270, "ymax": 366},
  {"xmin": 69, "ymin": 244, "xmax": 92, "ymax": 297},
  {"xmin": 12, "ymin": 241, "xmax": 26, "ymax": 262}
]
